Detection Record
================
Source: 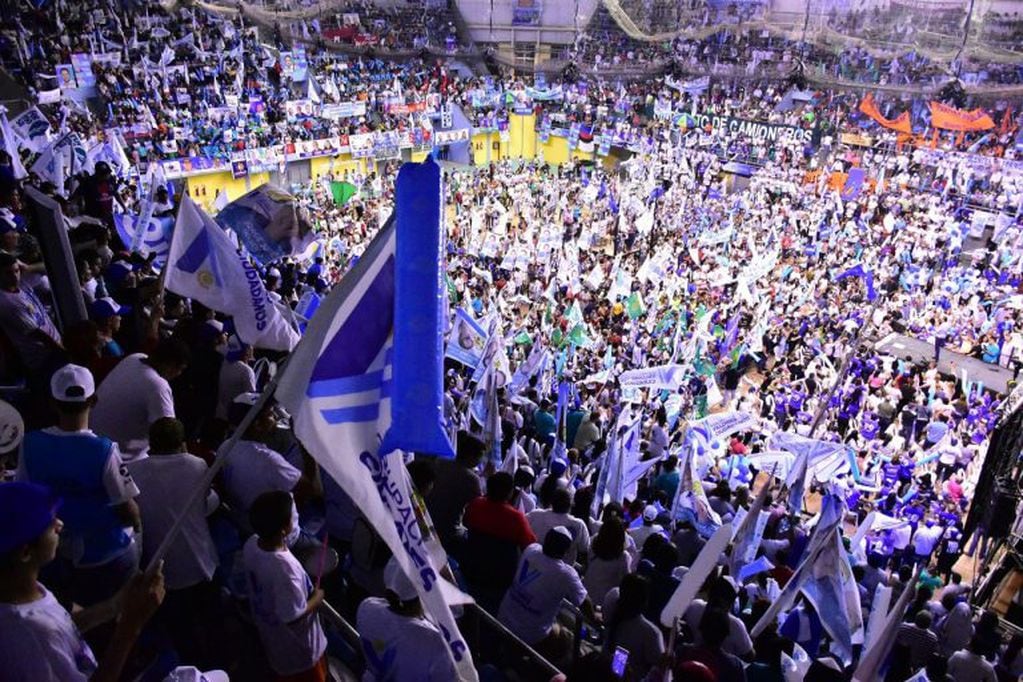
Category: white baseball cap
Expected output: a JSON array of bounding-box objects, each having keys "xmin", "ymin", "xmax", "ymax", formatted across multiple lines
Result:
[
  {"xmin": 50, "ymin": 364, "xmax": 95, "ymax": 402},
  {"xmin": 162, "ymin": 666, "xmax": 230, "ymax": 682},
  {"xmin": 642, "ymin": 504, "xmax": 659, "ymax": 522}
]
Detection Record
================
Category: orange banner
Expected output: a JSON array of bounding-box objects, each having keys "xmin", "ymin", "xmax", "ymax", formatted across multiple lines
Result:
[
  {"xmin": 928, "ymin": 101, "xmax": 995, "ymax": 132},
  {"xmin": 858, "ymin": 93, "xmax": 912, "ymax": 135}
]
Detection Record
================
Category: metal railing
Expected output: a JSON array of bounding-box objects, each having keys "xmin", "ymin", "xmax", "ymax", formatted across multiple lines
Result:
[{"xmin": 466, "ymin": 601, "xmax": 564, "ymax": 679}]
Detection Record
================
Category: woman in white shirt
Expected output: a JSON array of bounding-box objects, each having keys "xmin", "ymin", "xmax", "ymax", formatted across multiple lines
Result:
[{"xmin": 584, "ymin": 518, "xmax": 631, "ymax": 605}]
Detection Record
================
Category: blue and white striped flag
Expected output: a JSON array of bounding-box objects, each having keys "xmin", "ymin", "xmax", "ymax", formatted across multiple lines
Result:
[{"xmin": 275, "ymin": 160, "xmax": 476, "ymax": 681}]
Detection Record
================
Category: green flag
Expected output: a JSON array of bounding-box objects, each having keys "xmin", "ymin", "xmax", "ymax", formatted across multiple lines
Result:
[
  {"xmin": 568, "ymin": 324, "xmax": 591, "ymax": 348},
  {"xmin": 330, "ymin": 181, "xmax": 357, "ymax": 206},
  {"xmin": 514, "ymin": 330, "xmax": 532, "ymax": 345},
  {"xmin": 626, "ymin": 292, "xmax": 645, "ymax": 319}
]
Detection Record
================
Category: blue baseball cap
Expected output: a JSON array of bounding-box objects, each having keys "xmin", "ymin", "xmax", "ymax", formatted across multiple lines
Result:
[
  {"xmin": 89, "ymin": 296, "xmax": 131, "ymax": 320},
  {"xmin": 0, "ymin": 482, "xmax": 61, "ymax": 554}
]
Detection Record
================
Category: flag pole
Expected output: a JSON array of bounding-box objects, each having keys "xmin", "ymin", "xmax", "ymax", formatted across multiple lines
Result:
[{"xmin": 144, "ymin": 358, "xmax": 288, "ymax": 576}]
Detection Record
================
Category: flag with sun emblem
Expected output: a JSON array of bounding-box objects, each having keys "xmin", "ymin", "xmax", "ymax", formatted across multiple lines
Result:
[{"xmin": 165, "ymin": 195, "xmax": 299, "ymax": 351}]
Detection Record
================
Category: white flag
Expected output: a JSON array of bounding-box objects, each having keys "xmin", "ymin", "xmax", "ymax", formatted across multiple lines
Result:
[
  {"xmin": 275, "ymin": 218, "xmax": 478, "ymax": 681},
  {"xmin": 165, "ymin": 196, "xmax": 299, "ymax": 351},
  {"xmin": 0, "ymin": 109, "xmax": 27, "ymax": 179}
]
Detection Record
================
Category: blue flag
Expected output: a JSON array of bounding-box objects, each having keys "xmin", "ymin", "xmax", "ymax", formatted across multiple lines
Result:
[{"xmin": 275, "ymin": 160, "xmax": 475, "ymax": 680}]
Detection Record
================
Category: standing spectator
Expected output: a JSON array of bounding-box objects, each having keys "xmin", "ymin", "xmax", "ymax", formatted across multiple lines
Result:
[
  {"xmin": 243, "ymin": 491, "xmax": 327, "ymax": 681},
  {"xmin": 498, "ymin": 527, "xmax": 596, "ymax": 661},
  {"xmin": 0, "ymin": 251, "xmax": 63, "ymax": 375},
  {"xmin": 357, "ymin": 557, "xmax": 459, "ymax": 681},
  {"xmin": 220, "ymin": 394, "xmax": 314, "ymax": 517},
  {"xmin": 18, "ymin": 364, "xmax": 141, "ymax": 605},
  {"xmin": 90, "ymin": 337, "xmax": 190, "ymax": 457},
  {"xmin": 526, "ymin": 487, "xmax": 590, "ymax": 565},
  {"xmin": 215, "ymin": 337, "xmax": 256, "ymax": 420},
  {"xmin": 125, "ymin": 418, "xmax": 220, "ymax": 663},
  {"xmin": 584, "ymin": 518, "xmax": 631, "ymax": 605},
  {"xmin": 424, "ymin": 431, "xmax": 484, "ymax": 551},
  {"xmin": 463, "ymin": 471, "xmax": 537, "ymax": 549},
  {"xmin": 948, "ymin": 636, "xmax": 999, "ymax": 682},
  {"xmin": 602, "ymin": 573, "xmax": 665, "ymax": 679},
  {"xmin": 0, "ymin": 482, "xmax": 165, "ymax": 682}
]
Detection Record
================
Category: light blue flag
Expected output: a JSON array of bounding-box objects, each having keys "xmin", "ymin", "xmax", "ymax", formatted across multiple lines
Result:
[
  {"xmin": 275, "ymin": 162, "xmax": 475, "ymax": 680},
  {"xmin": 797, "ymin": 496, "xmax": 863, "ymax": 665}
]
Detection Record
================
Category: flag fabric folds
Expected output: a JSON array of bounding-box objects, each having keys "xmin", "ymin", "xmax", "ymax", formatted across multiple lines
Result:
[
  {"xmin": 928, "ymin": 101, "xmax": 995, "ymax": 132},
  {"xmin": 166, "ymin": 196, "xmax": 300, "ymax": 351},
  {"xmin": 330, "ymin": 180, "xmax": 357, "ymax": 206},
  {"xmin": 858, "ymin": 93, "xmax": 912, "ymax": 135},
  {"xmin": 275, "ymin": 194, "xmax": 476, "ymax": 679}
]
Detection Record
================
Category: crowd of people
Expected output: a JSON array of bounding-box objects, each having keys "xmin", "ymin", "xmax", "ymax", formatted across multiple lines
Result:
[{"xmin": 1, "ymin": 0, "xmax": 1023, "ymax": 681}]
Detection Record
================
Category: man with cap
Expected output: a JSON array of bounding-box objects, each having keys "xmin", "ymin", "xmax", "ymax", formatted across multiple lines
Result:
[
  {"xmin": 90, "ymin": 337, "xmax": 190, "ymax": 457},
  {"xmin": 89, "ymin": 297, "xmax": 131, "ymax": 358},
  {"xmin": 18, "ymin": 363, "xmax": 142, "ymax": 605},
  {"xmin": 629, "ymin": 504, "xmax": 666, "ymax": 551},
  {"xmin": 356, "ymin": 556, "xmax": 459, "ymax": 681},
  {"xmin": 498, "ymin": 526, "xmax": 596, "ymax": 661},
  {"xmin": 0, "ymin": 251, "xmax": 63, "ymax": 374},
  {"xmin": 0, "ymin": 481, "xmax": 165, "ymax": 682}
]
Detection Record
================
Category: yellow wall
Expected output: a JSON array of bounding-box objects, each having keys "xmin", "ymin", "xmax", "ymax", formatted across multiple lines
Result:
[
  {"xmin": 310, "ymin": 154, "xmax": 370, "ymax": 181},
  {"xmin": 184, "ymin": 117, "xmax": 595, "ymax": 206}
]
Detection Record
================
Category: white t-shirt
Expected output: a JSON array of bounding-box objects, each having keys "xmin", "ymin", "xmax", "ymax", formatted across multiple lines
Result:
[
  {"xmin": 584, "ymin": 552, "xmax": 631, "ymax": 605},
  {"xmin": 498, "ymin": 543, "xmax": 588, "ymax": 645},
  {"xmin": 682, "ymin": 599, "xmax": 754, "ymax": 657},
  {"xmin": 221, "ymin": 439, "xmax": 302, "ymax": 514},
  {"xmin": 356, "ymin": 597, "xmax": 458, "ymax": 682},
  {"xmin": 912, "ymin": 524, "xmax": 944, "ymax": 556},
  {"xmin": 216, "ymin": 360, "xmax": 256, "ymax": 420},
  {"xmin": 242, "ymin": 537, "xmax": 327, "ymax": 676},
  {"xmin": 947, "ymin": 650, "xmax": 997, "ymax": 682},
  {"xmin": 0, "ymin": 585, "xmax": 98, "ymax": 681},
  {"xmin": 90, "ymin": 354, "xmax": 175, "ymax": 455},
  {"xmin": 525, "ymin": 509, "xmax": 590, "ymax": 565},
  {"xmin": 126, "ymin": 453, "xmax": 219, "ymax": 590}
]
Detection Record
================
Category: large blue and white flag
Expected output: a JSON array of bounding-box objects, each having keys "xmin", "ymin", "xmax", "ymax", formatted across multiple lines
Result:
[
  {"xmin": 114, "ymin": 214, "xmax": 174, "ymax": 268},
  {"xmin": 9, "ymin": 106, "xmax": 51, "ymax": 153},
  {"xmin": 165, "ymin": 196, "xmax": 299, "ymax": 351},
  {"xmin": 796, "ymin": 496, "xmax": 864, "ymax": 664},
  {"xmin": 275, "ymin": 159, "xmax": 474, "ymax": 681},
  {"xmin": 768, "ymin": 431, "xmax": 853, "ymax": 488},
  {"xmin": 132, "ymin": 162, "xmax": 167, "ymax": 253}
]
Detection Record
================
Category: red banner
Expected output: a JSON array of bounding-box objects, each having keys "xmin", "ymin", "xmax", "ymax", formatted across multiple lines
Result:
[
  {"xmin": 928, "ymin": 101, "xmax": 995, "ymax": 132},
  {"xmin": 858, "ymin": 93, "xmax": 912, "ymax": 135}
]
